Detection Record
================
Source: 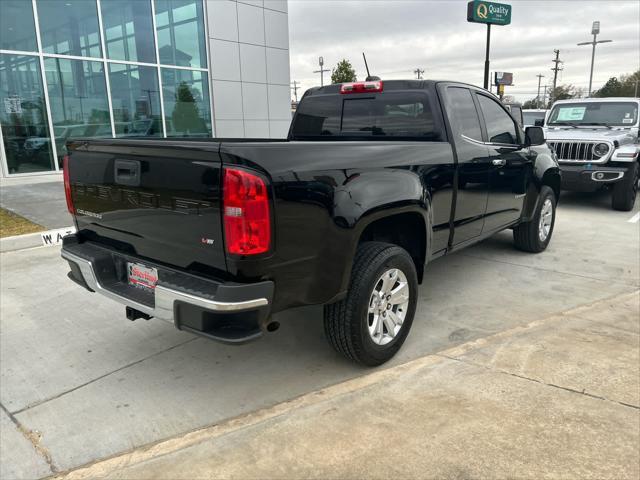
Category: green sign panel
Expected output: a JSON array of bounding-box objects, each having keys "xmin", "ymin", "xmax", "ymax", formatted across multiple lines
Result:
[{"xmin": 467, "ymin": 0, "xmax": 512, "ymax": 26}]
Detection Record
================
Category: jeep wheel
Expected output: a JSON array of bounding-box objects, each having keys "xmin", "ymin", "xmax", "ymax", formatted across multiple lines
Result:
[
  {"xmin": 324, "ymin": 242, "xmax": 418, "ymax": 366},
  {"xmin": 612, "ymin": 162, "xmax": 639, "ymax": 212},
  {"xmin": 513, "ymin": 186, "xmax": 556, "ymax": 253}
]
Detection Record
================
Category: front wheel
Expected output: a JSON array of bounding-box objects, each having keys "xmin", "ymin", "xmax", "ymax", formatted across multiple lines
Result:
[
  {"xmin": 513, "ymin": 186, "xmax": 556, "ymax": 253},
  {"xmin": 324, "ymin": 242, "xmax": 418, "ymax": 366},
  {"xmin": 611, "ymin": 162, "xmax": 639, "ymax": 212}
]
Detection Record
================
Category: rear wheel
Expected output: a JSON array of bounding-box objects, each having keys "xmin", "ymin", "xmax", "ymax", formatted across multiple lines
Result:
[
  {"xmin": 612, "ymin": 162, "xmax": 639, "ymax": 212},
  {"xmin": 513, "ymin": 186, "xmax": 556, "ymax": 253},
  {"xmin": 324, "ymin": 242, "xmax": 418, "ymax": 366}
]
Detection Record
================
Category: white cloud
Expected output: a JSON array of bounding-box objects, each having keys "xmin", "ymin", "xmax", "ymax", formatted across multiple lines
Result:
[{"xmin": 288, "ymin": 0, "xmax": 640, "ymax": 102}]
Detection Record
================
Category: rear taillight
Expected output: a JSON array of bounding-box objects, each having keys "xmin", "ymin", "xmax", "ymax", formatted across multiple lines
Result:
[
  {"xmin": 223, "ymin": 167, "xmax": 271, "ymax": 255},
  {"xmin": 63, "ymin": 155, "xmax": 75, "ymax": 214},
  {"xmin": 340, "ymin": 81, "xmax": 383, "ymax": 94}
]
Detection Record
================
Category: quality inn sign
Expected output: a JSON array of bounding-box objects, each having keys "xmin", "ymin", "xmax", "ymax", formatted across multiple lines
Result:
[{"xmin": 467, "ymin": 0, "xmax": 512, "ymax": 26}]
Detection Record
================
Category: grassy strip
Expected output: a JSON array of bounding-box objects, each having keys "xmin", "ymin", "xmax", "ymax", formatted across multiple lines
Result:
[{"xmin": 0, "ymin": 208, "xmax": 44, "ymax": 238}]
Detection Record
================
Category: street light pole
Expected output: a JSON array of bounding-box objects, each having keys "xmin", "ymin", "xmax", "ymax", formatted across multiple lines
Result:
[
  {"xmin": 577, "ymin": 21, "xmax": 612, "ymax": 96},
  {"xmin": 313, "ymin": 56, "xmax": 330, "ymax": 87}
]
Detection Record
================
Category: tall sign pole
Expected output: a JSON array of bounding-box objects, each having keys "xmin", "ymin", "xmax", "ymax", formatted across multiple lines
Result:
[
  {"xmin": 467, "ymin": 1, "xmax": 512, "ymax": 90},
  {"xmin": 484, "ymin": 24, "xmax": 491, "ymax": 89},
  {"xmin": 577, "ymin": 21, "xmax": 612, "ymax": 96}
]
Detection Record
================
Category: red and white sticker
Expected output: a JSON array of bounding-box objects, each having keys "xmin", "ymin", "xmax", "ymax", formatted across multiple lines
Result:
[{"xmin": 127, "ymin": 263, "xmax": 158, "ymax": 290}]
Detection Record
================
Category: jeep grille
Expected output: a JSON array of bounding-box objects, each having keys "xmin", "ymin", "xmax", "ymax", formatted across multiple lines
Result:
[{"xmin": 547, "ymin": 141, "xmax": 609, "ymax": 164}]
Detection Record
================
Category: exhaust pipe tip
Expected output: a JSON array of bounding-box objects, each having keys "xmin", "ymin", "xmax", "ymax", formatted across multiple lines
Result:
[{"xmin": 266, "ymin": 321, "xmax": 280, "ymax": 333}]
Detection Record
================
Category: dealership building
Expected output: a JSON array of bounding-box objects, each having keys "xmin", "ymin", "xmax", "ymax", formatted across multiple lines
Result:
[{"xmin": 0, "ymin": 0, "xmax": 291, "ymax": 178}]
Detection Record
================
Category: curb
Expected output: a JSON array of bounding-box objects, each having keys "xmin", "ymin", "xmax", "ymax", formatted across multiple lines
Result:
[{"xmin": 1, "ymin": 226, "xmax": 76, "ymax": 253}]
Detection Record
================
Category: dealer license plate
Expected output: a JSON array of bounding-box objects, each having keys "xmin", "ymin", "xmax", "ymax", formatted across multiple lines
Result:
[{"xmin": 127, "ymin": 262, "xmax": 158, "ymax": 290}]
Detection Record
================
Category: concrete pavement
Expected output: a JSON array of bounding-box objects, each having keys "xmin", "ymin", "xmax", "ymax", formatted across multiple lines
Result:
[
  {"xmin": 0, "ymin": 176, "xmax": 71, "ymax": 229},
  {"xmin": 1, "ymin": 190, "xmax": 638, "ymax": 479},
  {"xmin": 57, "ymin": 291, "xmax": 640, "ymax": 480}
]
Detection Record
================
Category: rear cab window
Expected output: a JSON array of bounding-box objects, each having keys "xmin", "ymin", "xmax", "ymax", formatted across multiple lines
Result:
[
  {"xmin": 444, "ymin": 87, "xmax": 483, "ymax": 141},
  {"xmin": 291, "ymin": 88, "xmax": 444, "ymax": 141}
]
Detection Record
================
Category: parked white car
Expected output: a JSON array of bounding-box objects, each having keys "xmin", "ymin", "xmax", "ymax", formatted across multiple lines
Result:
[
  {"xmin": 523, "ymin": 109, "xmax": 548, "ymax": 128},
  {"xmin": 545, "ymin": 97, "xmax": 639, "ymax": 211}
]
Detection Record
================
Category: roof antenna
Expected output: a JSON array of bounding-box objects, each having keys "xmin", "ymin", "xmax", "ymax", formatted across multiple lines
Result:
[{"xmin": 362, "ymin": 52, "xmax": 380, "ymax": 81}]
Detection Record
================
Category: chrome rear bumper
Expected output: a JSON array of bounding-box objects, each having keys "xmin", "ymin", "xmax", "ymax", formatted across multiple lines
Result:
[
  {"xmin": 61, "ymin": 237, "xmax": 274, "ymax": 344},
  {"xmin": 61, "ymin": 249, "xmax": 269, "ymax": 320}
]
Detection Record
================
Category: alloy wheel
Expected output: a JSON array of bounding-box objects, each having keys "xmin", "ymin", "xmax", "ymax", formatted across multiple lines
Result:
[
  {"xmin": 367, "ymin": 268, "xmax": 410, "ymax": 346},
  {"xmin": 538, "ymin": 198, "xmax": 553, "ymax": 242}
]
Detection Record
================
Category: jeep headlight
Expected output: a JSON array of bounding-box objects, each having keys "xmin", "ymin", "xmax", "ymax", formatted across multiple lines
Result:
[{"xmin": 593, "ymin": 143, "xmax": 610, "ymax": 157}]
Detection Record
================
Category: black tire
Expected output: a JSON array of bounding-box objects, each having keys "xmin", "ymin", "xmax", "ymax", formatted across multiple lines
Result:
[
  {"xmin": 612, "ymin": 162, "xmax": 639, "ymax": 212},
  {"xmin": 513, "ymin": 186, "xmax": 556, "ymax": 253},
  {"xmin": 324, "ymin": 242, "xmax": 418, "ymax": 366}
]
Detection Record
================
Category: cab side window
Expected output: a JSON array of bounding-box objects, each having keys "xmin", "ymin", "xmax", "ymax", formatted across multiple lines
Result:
[
  {"xmin": 446, "ymin": 87, "xmax": 482, "ymax": 141},
  {"xmin": 510, "ymin": 105, "xmax": 523, "ymax": 127},
  {"xmin": 477, "ymin": 95, "xmax": 518, "ymax": 144}
]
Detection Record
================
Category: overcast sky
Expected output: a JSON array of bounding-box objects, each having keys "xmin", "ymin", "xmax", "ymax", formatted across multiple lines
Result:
[{"xmin": 288, "ymin": 0, "xmax": 640, "ymax": 102}]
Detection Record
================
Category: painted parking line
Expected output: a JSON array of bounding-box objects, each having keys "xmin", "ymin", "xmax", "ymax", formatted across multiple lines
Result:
[{"xmin": 628, "ymin": 212, "xmax": 640, "ymax": 224}]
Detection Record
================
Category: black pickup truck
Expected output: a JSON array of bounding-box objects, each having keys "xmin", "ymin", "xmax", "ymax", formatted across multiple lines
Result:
[{"xmin": 61, "ymin": 80, "xmax": 560, "ymax": 365}]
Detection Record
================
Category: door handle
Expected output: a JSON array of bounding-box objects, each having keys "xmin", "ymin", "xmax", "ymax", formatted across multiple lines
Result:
[
  {"xmin": 492, "ymin": 159, "xmax": 507, "ymax": 167},
  {"xmin": 114, "ymin": 159, "xmax": 141, "ymax": 186}
]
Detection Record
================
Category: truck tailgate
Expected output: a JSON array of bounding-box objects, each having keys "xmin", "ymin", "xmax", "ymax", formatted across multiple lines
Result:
[{"xmin": 67, "ymin": 139, "xmax": 226, "ymax": 276}]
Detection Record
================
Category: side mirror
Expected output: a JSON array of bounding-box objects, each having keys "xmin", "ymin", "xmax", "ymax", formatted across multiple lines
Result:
[
  {"xmin": 525, "ymin": 126, "xmax": 545, "ymax": 147},
  {"xmin": 534, "ymin": 118, "xmax": 545, "ymax": 127}
]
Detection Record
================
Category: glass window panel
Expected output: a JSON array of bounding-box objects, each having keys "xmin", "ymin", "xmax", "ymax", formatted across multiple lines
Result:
[
  {"xmin": 447, "ymin": 87, "xmax": 482, "ymax": 141},
  {"xmin": 340, "ymin": 93, "xmax": 437, "ymax": 138},
  {"xmin": 155, "ymin": 0, "xmax": 207, "ymax": 68},
  {"xmin": 477, "ymin": 94, "xmax": 518, "ymax": 145},
  {"xmin": 0, "ymin": 1, "xmax": 38, "ymax": 52},
  {"xmin": 37, "ymin": 0, "xmax": 102, "ymax": 58},
  {"xmin": 0, "ymin": 54, "xmax": 55, "ymax": 174},
  {"xmin": 161, "ymin": 68, "xmax": 211, "ymax": 137},
  {"xmin": 44, "ymin": 57, "xmax": 112, "ymax": 163},
  {"xmin": 100, "ymin": 0, "xmax": 156, "ymax": 63},
  {"xmin": 109, "ymin": 64, "xmax": 162, "ymax": 137}
]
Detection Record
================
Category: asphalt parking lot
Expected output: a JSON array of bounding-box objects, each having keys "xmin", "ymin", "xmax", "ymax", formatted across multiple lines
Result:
[{"xmin": 1, "ymin": 190, "xmax": 639, "ymax": 479}]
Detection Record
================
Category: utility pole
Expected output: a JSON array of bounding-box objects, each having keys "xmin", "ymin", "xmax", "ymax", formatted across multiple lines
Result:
[
  {"xmin": 313, "ymin": 56, "xmax": 330, "ymax": 87},
  {"xmin": 577, "ymin": 21, "xmax": 612, "ymax": 96},
  {"xmin": 536, "ymin": 74, "xmax": 545, "ymax": 109},
  {"xmin": 290, "ymin": 80, "xmax": 300, "ymax": 103},
  {"xmin": 414, "ymin": 68, "xmax": 424, "ymax": 80},
  {"xmin": 543, "ymin": 85, "xmax": 548, "ymax": 108},
  {"xmin": 550, "ymin": 49, "xmax": 563, "ymax": 105}
]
